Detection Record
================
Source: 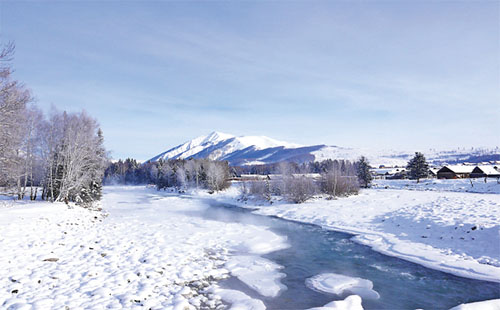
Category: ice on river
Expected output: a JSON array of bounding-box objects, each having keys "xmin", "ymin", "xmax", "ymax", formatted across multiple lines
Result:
[
  {"xmin": 305, "ymin": 273, "xmax": 380, "ymax": 300},
  {"xmin": 225, "ymin": 255, "xmax": 286, "ymax": 298}
]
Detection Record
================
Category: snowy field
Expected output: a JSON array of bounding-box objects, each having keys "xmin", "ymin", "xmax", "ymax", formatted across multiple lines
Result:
[
  {"xmin": 1, "ymin": 183, "xmax": 499, "ymax": 310},
  {"xmin": 218, "ymin": 180, "xmax": 500, "ymax": 285},
  {"xmin": 0, "ymin": 186, "xmax": 290, "ymax": 310},
  {"xmin": 372, "ymin": 178, "xmax": 500, "ymax": 194}
]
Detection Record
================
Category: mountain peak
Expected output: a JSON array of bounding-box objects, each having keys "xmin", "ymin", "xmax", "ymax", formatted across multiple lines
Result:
[
  {"xmin": 147, "ymin": 133, "xmax": 500, "ymax": 167},
  {"xmin": 202, "ymin": 131, "xmax": 234, "ymax": 144},
  {"xmin": 148, "ymin": 132, "xmax": 308, "ymax": 164}
]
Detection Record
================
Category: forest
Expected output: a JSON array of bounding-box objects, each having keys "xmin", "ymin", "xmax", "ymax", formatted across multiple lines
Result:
[{"xmin": 104, "ymin": 158, "xmax": 231, "ymax": 192}]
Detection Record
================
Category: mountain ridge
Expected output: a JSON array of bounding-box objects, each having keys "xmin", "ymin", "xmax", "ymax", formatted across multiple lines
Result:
[{"xmin": 147, "ymin": 132, "xmax": 500, "ymax": 167}]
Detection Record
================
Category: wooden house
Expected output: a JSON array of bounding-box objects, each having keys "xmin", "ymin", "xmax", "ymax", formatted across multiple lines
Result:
[
  {"xmin": 470, "ymin": 166, "xmax": 500, "ymax": 178},
  {"xmin": 436, "ymin": 165, "xmax": 475, "ymax": 179}
]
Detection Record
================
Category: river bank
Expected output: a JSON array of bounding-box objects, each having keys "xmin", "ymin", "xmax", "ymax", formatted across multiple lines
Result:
[{"xmin": 205, "ymin": 181, "xmax": 500, "ymax": 283}]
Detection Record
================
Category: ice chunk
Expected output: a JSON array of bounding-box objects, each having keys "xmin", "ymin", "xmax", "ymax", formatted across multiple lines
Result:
[
  {"xmin": 308, "ymin": 295, "xmax": 364, "ymax": 310},
  {"xmin": 306, "ymin": 273, "xmax": 380, "ymax": 300},
  {"xmin": 225, "ymin": 255, "xmax": 286, "ymax": 297},
  {"xmin": 211, "ymin": 287, "xmax": 266, "ymax": 310}
]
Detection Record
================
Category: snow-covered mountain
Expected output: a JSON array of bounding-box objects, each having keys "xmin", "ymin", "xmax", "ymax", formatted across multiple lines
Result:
[{"xmin": 147, "ymin": 132, "xmax": 500, "ymax": 167}]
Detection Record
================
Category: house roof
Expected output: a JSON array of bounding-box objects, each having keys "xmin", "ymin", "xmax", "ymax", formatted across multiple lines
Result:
[
  {"xmin": 371, "ymin": 168, "xmax": 406, "ymax": 175},
  {"xmin": 438, "ymin": 165, "xmax": 475, "ymax": 174},
  {"xmin": 429, "ymin": 167, "xmax": 440, "ymax": 175},
  {"xmin": 473, "ymin": 166, "xmax": 500, "ymax": 175}
]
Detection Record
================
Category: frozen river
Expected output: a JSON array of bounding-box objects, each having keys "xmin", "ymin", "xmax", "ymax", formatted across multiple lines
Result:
[{"xmin": 199, "ymin": 200, "xmax": 500, "ymax": 309}]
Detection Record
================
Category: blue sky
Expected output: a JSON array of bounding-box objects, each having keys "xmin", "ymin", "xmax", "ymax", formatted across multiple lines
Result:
[{"xmin": 1, "ymin": 1, "xmax": 498, "ymax": 160}]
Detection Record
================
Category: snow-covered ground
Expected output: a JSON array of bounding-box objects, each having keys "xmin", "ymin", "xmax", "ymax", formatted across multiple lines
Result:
[
  {"xmin": 1, "ymin": 183, "xmax": 499, "ymax": 310},
  {"xmin": 216, "ymin": 181, "xmax": 500, "ymax": 284},
  {"xmin": 372, "ymin": 178, "xmax": 500, "ymax": 194},
  {"xmin": 0, "ymin": 186, "xmax": 288, "ymax": 310}
]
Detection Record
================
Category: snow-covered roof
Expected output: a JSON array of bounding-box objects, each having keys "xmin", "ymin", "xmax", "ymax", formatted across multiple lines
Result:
[
  {"xmin": 429, "ymin": 167, "xmax": 440, "ymax": 175},
  {"xmin": 440, "ymin": 165, "xmax": 475, "ymax": 174},
  {"xmin": 474, "ymin": 166, "xmax": 500, "ymax": 175},
  {"xmin": 371, "ymin": 168, "xmax": 406, "ymax": 175}
]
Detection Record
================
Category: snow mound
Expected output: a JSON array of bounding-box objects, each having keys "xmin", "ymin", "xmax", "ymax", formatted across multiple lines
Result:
[
  {"xmin": 449, "ymin": 298, "xmax": 500, "ymax": 310},
  {"xmin": 225, "ymin": 255, "xmax": 286, "ymax": 298},
  {"xmin": 305, "ymin": 273, "xmax": 380, "ymax": 300},
  {"xmin": 308, "ymin": 295, "xmax": 364, "ymax": 310},
  {"xmin": 210, "ymin": 287, "xmax": 266, "ymax": 310}
]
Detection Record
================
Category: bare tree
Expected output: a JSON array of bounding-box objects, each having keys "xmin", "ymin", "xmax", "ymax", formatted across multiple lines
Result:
[
  {"xmin": 321, "ymin": 169, "xmax": 359, "ymax": 198},
  {"xmin": 249, "ymin": 178, "xmax": 271, "ymax": 201},
  {"xmin": 206, "ymin": 161, "xmax": 230, "ymax": 192},
  {"xmin": 176, "ymin": 166, "xmax": 187, "ymax": 189},
  {"xmin": 42, "ymin": 110, "xmax": 107, "ymax": 204},
  {"xmin": 18, "ymin": 105, "xmax": 45, "ymax": 200},
  {"xmin": 185, "ymin": 159, "xmax": 202, "ymax": 188},
  {"xmin": 285, "ymin": 175, "xmax": 317, "ymax": 203},
  {"xmin": 0, "ymin": 43, "xmax": 32, "ymax": 194}
]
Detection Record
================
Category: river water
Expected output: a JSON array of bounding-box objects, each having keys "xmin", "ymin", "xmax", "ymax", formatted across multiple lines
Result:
[{"xmin": 198, "ymin": 200, "xmax": 500, "ymax": 310}]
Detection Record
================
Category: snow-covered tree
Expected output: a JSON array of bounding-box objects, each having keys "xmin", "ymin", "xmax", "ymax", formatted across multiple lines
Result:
[
  {"xmin": 0, "ymin": 43, "xmax": 33, "ymax": 190},
  {"xmin": 206, "ymin": 161, "xmax": 230, "ymax": 192},
  {"xmin": 43, "ymin": 110, "xmax": 108, "ymax": 204},
  {"xmin": 175, "ymin": 166, "xmax": 187, "ymax": 189},
  {"xmin": 407, "ymin": 152, "xmax": 429, "ymax": 183}
]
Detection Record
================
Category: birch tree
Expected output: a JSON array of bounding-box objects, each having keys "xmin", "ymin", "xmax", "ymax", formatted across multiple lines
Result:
[
  {"xmin": 44, "ymin": 110, "xmax": 107, "ymax": 204},
  {"xmin": 0, "ymin": 42, "xmax": 32, "ymax": 192}
]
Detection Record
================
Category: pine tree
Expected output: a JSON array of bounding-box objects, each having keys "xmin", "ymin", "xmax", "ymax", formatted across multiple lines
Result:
[
  {"xmin": 356, "ymin": 156, "xmax": 372, "ymax": 188},
  {"xmin": 407, "ymin": 152, "xmax": 429, "ymax": 183}
]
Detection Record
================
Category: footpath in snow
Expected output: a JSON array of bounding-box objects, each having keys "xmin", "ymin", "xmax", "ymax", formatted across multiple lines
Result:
[{"xmin": 214, "ymin": 180, "xmax": 500, "ymax": 284}]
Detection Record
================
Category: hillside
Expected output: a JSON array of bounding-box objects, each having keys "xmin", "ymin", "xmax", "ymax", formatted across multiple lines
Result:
[{"xmin": 148, "ymin": 132, "xmax": 499, "ymax": 167}]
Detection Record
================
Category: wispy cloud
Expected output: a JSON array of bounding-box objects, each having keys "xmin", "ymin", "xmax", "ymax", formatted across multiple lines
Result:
[{"xmin": 3, "ymin": 1, "xmax": 499, "ymax": 158}]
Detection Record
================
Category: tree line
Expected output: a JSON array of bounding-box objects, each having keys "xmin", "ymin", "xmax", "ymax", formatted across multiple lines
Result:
[
  {"xmin": 242, "ymin": 159, "xmax": 361, "ymax": 203},
  {"xmin": 0, "ymin": 43, "xmax": 107, "ymax": 205},
  {"xmin": 105, "ymin": 158, "xmax": 369, "ymax": 202},
  {"xmin": 233, "ymin": 158, "xmax": 357, "ymax": 176},
  {"xmin": 104, "ymin": 158, "xmax": 231, "ymax": 192}
]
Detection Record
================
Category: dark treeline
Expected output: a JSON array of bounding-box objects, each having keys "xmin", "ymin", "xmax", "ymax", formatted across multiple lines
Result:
[
  {"xmin": 0, "ymin": 43, "xmax": 108, "ymax": 205},
  {"xmin": 104, "ymin": 158, "xmax": 148, "ymax": 185},
  {"xmin": 104, "ymin": 158, "xmax": 231, "ymax": 192}
]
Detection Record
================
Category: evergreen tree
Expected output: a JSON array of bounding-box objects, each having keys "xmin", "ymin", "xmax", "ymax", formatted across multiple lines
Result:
[
  {"xmin": 407, "ymin": 152, "xmax": 429, "ymax": 183},
  {"xmin": 356, "ymin": 156, "xmax": 372, "ymax": 188}
]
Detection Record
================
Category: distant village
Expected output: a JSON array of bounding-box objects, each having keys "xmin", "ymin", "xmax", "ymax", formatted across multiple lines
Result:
[
  {"xmin": 372, "ymin": 162, "xmax": 500, "ymax": 180},
  {"xmin": 234, "ymin": 161, "xmax": 500, "ymax": 183}
]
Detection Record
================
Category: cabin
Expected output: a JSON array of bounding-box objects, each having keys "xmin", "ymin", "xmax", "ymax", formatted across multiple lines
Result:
[
  {"xmin": 470, "ymin": 166, "xmax": 500, "ymax": 178},
  {"xmin": 236, "ymin": 173, "xmax": 322, "ymax": 182},
  {"xmin": 436, "ymin": 165, "xmax": 475, "ymax": 179},
  {"xmin": 239, "ymin": 174, "xmax": 269, "ymax": 181},
  {"xmin": 371, "ymin": 168, "xmax": 407, "ymax": 179},
  {"xmin": 428, "ymin": 167, "xmax": 440, "ymax": 178}
]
